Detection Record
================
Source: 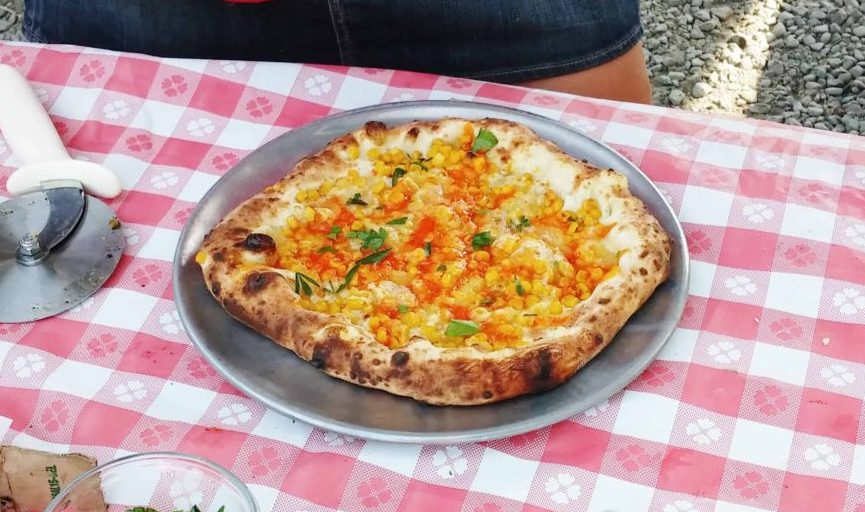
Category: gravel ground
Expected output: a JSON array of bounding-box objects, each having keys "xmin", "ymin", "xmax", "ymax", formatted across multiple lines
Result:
[{"xmin": 0, "ymin": 0, "xmax": 863, "ymax": 135}]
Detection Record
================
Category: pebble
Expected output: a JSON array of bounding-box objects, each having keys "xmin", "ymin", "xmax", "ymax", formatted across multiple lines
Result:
[
  {"xmin": 855, "ymin": 26, "xmax": 865, "ymax": 37},
  {"xmin": 692, "ymin": 82, "xmax": 713, "ymax": 98},
  {"xmin": 711, "ymin": 6, "xmax": 734, "ymax": 20},
  {"xmin": 669, "ymin": 89, "xmax": 687, "ymax": 105},
  {"xmin": 826, "ymin": 87, "xmax": 844, "ymax": 96}
]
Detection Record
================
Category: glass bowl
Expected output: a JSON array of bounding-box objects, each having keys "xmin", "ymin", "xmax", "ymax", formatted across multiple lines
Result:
[{"xmin": 44, "ymin": 452, "xmax": 258, "ymax": 512}]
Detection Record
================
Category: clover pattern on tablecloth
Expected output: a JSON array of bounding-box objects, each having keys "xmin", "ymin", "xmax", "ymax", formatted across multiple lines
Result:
[
  {"xmin": 700, "ymin": 168, "xmax": 734, "ymax": 186},
  {"xmin": 303, "ymin": 75, "xmax": 332, "ymax": 96},
  {"xmin": 323, "ymin": 431, "xmax": 356, "ymax": 447},
  {"xmin": 567, "ymin": 118, "xmax": 597, "ymax": 134},
  {"xmin": 845, "ymin": 224, "xmax": 865, "ymax": 247},
  {"xmin": 246, "ymin": 96, "xmax": 273, "ymax": 118},
  {"xmin": 687, "ymin": 230, "xmax": 712, "ymax": 255},
  {"xmin": 13, "ymin": 353, "xmax": 45, "ymax": 379},
  {"xmin": 174, "ymin": 207, "xmax": 193, "ymax": 225},
  {"xmin": 212, "ymin": 152, "xmax": 238, "ymax": 171},
  {"xmin": 103, "ymin": 99, "xmax": 131, "ymax": 120},
  {"xmin": 743, "ymin": 203, "xmax": 774, "ymax": 224},
  {"xmin": 357, "ymin": 477, "xmax": 392, "ymax": 507},
  {"xmin": 170, "ymin": 472, "xmax": 204, "ymax": 509},
  {"xmin": 755, "ymin": 153, "xmax": 786, "ymax": 170},
  {"xmin": 0, "ymin": 49, "xmax": 25, "ymax": 67},
  {"xmin": 473, "ymin": 503, "xmax": 502, "ymax": 512},
  {"xmin": 804, "ymin": 443, "xmax": 841, "ymax": 471},
  {"xmin": 661, "ymin": 137, "xmax": 692, "ymax": 154},
  {"xmin": 769, "ymin": 317, "xmax": 802, "ymax": 341},
  {"xmin": 725, "ymin": 275, "xmax": 758, "ymax": 296},
  {"xmin": 663, "ymin": 500, "xmax": 697, "ymax": 512},
  {"xmin": 544, "ymin": 473, "xmax": 582, "ymax": 505},
  {"xmin": 187, "ymin": 357, "xmax": 217, "ymax": 379},
  {"xmin": 132, "ymin": 264, "xmax": 163, "ymax": 287},
  {"xmin": 187, "ymin": 117, "xmax": 215, "ymax": 137},
  {"xmin": 833, "ymin": 287, "xmax": 865, "ymax": 315},
  {"xmin": 150, "ymin": 171, "xmax": 179, "ymax": 189},
  {"xmin": 79, "ymin": 59, "xmax": 105, "ymax": 82},
  {"xmin": 534, "ymin": 95, "xmax": 560, "ymax": 106},
  {"xmin": 734, "ymin": 471, "xmax": 768, "ymax": 498},
  {"xmin": 249, "ymin": 446, "xmax": 281, "ymax": 477},
  {"xmin": 86, "ymin": 333, "xmax": 117, "ymax": 358},
  {"xmin": 161, "ymin": 74, "xmax": 189, "ymax": 97},
  {"xmin": 855, "ymin": 170, "xmax": 865, "ymax": 186},
  {"xmin": 686, "ymin": 418, "xmax": 722, "ymax": 445},
  {"xmin": 784, "ymin": 244, "xmax": 816, "ymax": 268},
  {"xmin": 445, "ymin": 78, "xmax": 472, "ymax": 89},
  {"xmin": 219, "ymin": 61, "xmax": 247, "ymax": 74},
  {"xmin": 642, "ymin": 364, "xmax": 675, "ymax": 387},
  {"xmin": 121, "ymin": 227, "xmax": 140, "ymax": 246},
  {"xmin": 158, "ymin": 310, "xmax": 185, "ymax": 334},
  {"xmin": 390, "ymin": 92, "xmax": 415, "ymax": 102},
  {"xmin": 432, "ymin": 446, "xmax": 468, "ymax": 479},
  {"xmin": 583, "ymin": 399, "xmax": 610, "ymax": 418},
  {"xmin": 509, "ymin": 430, "xmax": 538, "ymax": 447},
  {"xmin": 41, "ymin": 400, "xmax": 69, "ymax": 432},
  {"xmin": 616, "ymin": 445, "xmax": 652, "ymax": 472},
  {"xmin": 798, "ymin": 182, "xmax": 832, "ymax": 204},
  {"xmin": 54, "ymin": 120, "xmax": 69, "ymax": 137},
  {"xmin": 820, "ymin": 364, "xmax": 855, "ymax": 387},
  {"xmin": 708, "ymin": 341, "xmax": 741, "ymax": 364},
  {"xmin": 218, "ymin": 403, "xmax": 252, "ymax": 425},
  {"xmin": 113, "ymin": 380, "xmax": 147, "ymax": 402},
  {"xmin": 754, "ymin": 385, "xmax": 788, "ymax": 415},
  {"xmin": 126, "ymin": 134, "xmax": 153, "ymax": 152},
  {"xmin": 140, "ymin": 425, "xmax": 173, "ymax": 446}
]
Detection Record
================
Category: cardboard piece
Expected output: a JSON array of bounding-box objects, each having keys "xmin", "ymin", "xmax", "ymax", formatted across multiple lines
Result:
[{"xmin": 0, "ymin": 446, "xmax": 104, "ymax": 512}]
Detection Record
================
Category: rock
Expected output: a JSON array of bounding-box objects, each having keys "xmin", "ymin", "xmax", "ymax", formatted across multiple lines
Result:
[
  {"xmin": 664, "ymin": 51, "xmax": 686, "ymax": 66},
  {"xmin": 740, "ymin": 89, "xmax": 757, "ymax": 102},
  {"xmin": 851, "ymin": 65, "xmax": 865, "ymax": 78},
  {"xmin": 854, "ymin": 26, "xmax": 865, "ymax": 37},
  {"xmin": 838, "ymin": 72, "xmax": 853, "ymax": 84},
  {"xmin": 772, "ymin": 22, "xmax": 787, "ymax": 37},
  {"xmin": 813, "ymin": 24, "xmax": 829, "ymax": 33},
  {"xmin": 750, "ymin": 103, "xmax": 770, "ymax": 114},
  {"xmin": 805, "ymin": 81, "xmax": 821, "ymax": 90},
  {"xmin": 804, "ymin": 35, "xmax": 817, "ymax": 45},
  {"xmin": 669, "ymin": 89, "xmax": 686, "ymax": 106},
  {"xmin": 699, "ymin": 20, "xmax": 717, "ymax": 31},
  {"xmin": 785, "ymin": 36, "xmax": 799, "ymax": 48},
  {"xmin": 820, "ymin": 32, "xmax": 831, "ymax": 43},
  {"xmin": 810, "ymin": 42, "xmax": 825, "ymax": 51},
  {"xmin": 826, "ymin": 87, "xmax": 844, "ymax": 96},
  {"xmin": 692, "ymin": 82, "xmax": 712, "ymax": 98},
  {"xmin": 668, "ymin": 71, "xmax": 687, "ymax": 81},
  {"xmin": 694, "ymin": 9, "xmax": 712, "ymax": 21},
  {"xmin": 711, "ymin": 6, "xmax": 733, "ymax": 20}
]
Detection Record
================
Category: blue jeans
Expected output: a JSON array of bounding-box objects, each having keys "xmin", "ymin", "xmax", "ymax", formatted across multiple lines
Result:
[{"xmin": 24, "ymin": 0, "xmax": 642, "ymax": 83}]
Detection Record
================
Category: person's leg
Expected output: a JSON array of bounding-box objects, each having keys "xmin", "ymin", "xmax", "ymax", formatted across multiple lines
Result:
[{"xmin": 520, "ymin": 43, "xmax": 652, "ymax": 104}]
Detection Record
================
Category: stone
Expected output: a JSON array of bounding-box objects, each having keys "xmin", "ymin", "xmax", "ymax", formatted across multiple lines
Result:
[
  {"xmin": 810, "ymin": 42, "xmax": 825, "ymax": 51},
  {"xmin": 692, "ymin": 82, "xmax": 712, "ymax": 98},
  {"xmin": 854, "ymin": 26, "xmax": 865, "ymax": 37},
  {"xmin": 694, "ymin": 9, "xmax": 712, "ymax": 21},
  {"xmin": 669, "ymin": 89, "xmax": 687, "ymax": 106},
  {"xmin": 771, "ymin": 22, "xmax": 787, "ymax": 37},
  {"xmin": 813, "ymin": 24, "xmax": 829, "ymax": 32},
  {"xmin": 851, "ymin": 65, "xmax": 865, "ymax": 78},
  {"xmin": 826, "ymin": 87, "xmax": 844, "ymax": 96},
  {"xmin": 711, "ymin": 6, "xmax": 733, "ymax": 20},
  {"xmin": 699, "ymin": 20, "xmax": 717, "ymax": 31}
]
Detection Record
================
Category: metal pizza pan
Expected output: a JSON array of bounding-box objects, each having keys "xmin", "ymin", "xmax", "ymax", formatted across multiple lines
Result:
[{"xmin": 174, "ymin": 100, "xmax": 689, "ymax": 444}]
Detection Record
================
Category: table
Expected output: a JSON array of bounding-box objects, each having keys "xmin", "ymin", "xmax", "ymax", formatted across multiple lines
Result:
[{"xmin": 0, "ymin": 41, "xmax": 863, "ymax": 512}]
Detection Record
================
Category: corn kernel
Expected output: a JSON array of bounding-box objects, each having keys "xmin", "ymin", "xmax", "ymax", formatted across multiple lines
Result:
[
  {"xmin": 484, "ymin": 268, "xmax": 499, "ymax": 284},
  {"xmin": 194, "ymin": 250, "xmax": 207, "ymax": 265},
  {"xmin": 526, "ymin": 294, "xmax": 540, "ymax": 308},
  {"xmin": 508, "ymin": 296, "xmax": 523, "ymax": 309},
  {"xmin": 303, "ymin": 206, "xmax": 315, "ymax": 222},
  {"xmin": 319, "ymin": 181, "xmax": 334, "ymax": 195},
  {"xmin": 328, "ymin": 302, "xmax": 340, "ymax": 314},
  {"xmin": 532, "ymin": 260, "xmax": 548, "ymax": 274},
  {"xmin": 442, "ymin": 273, "xmax": 455, "ymax": 287},
  {"xmin": 287, "ymin": 216, "xmax": 299, "ymax": 229},
  {"xmin": 372, "ymin": 181, "xmax": 386, "ymax": 194},
  {"xmin": 562, "ymin": 295, "xmax": 578, "ymax": 307},
  {"xmin": 367, "ymin": 148, "xmax": 381, "ymax": 160},
  {"xmin": 306, "ymin": 189, "xmax": 320, "ymax": 202},
  {"xmin": 431, "ymin": 153, "xmax": 446, "ymax": 167},
  {"xmin": 347, "ymin": 144, "xmax": 360, "ymax": 160},
  {"xmin": 404, "ymin": 312, "xmax": 421, "ymax": 327},
  {"xmin": 502, "ymin": 238, "xmax": 517, "ymax": 254},
  {"xmin": 369, "ymin": 316, "xmax": 381, "ymax": 329},
  {"xmin": 346, "ymin": 298, "xmax": 365, "ymax": 310},
  {"xmin": 473, "ymin": 251, "xmax": 490, "ymax": 262},
  {"xmin": 376, "ymin": 328, "xmax": 388, "ymax": 343},
  {"xmin": 590, "ymin": 267, "xmax": 604, "ymax": 281},
  {"xmin": 548, "ymin": 301, "xmax": 563, "ymax": 315},
  {"xmin": 295, "ymin": 190, "xmax": 307, "ymax": 202}
]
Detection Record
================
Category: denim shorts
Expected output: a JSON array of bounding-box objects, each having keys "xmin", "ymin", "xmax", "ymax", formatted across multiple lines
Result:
[{"xmin": 24, "ymin": 0, "xmax": 642, "ymax": 83}]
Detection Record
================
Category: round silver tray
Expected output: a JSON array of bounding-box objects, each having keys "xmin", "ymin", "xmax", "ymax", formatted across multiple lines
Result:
[{"xmin": 173, "ymin": 101, "xmax": 689, "ymax": 443}]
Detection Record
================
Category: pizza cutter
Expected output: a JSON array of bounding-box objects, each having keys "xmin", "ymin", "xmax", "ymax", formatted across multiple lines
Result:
[{"xmin": 0, "ymin": 64, "xmax": 124, "ymax": 323}]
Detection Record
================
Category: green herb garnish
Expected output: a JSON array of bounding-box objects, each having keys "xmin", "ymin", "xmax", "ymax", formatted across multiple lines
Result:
[
  {"xmin": 357, "ymin": 247, "xmax": 392, "ymax": 265},
  {"xmin": 411, "ymin": 158, "xmax": 431, "ymax": 170},
  {"xmin": 397, "ymin": 304, "xmax": 409, "ymax": 314},
  {"xmin": 480, "ymin": 298, "xmax": 494, "ymax": 305},
  {"xmin": 347, "ymin": 228, "xmax": 388, "ymax": 250},
  {"xmin": 294, "ymin": 272, "xmax": 320, "ymax": 297},
  {"xmin": 317, "ymin": 246, "xmax": 336, "ymax": 253},
  {"xmin": 471, "ymin": 231, "xmax": 494, "ymax": 250},
  {"xmin": 347, "ymin": 193, "xmax": 368, "ymax": 206},
  {"xmin": 471, "ymin": 128, "xmax": 498, "ymax": 152},
  {"xmin": 437, "ymin": 264, "xmax": 447, "ymax": 272},
  {"xmin": 391, "ymin": 167, "xmax": 407, "ymax": 187},
  {"xmin": 510, "ymin": 215, "xmax": 531, "ymax": 231},
  {"xmin": 327, "ymin": 225, "xmax": 341, "ymax": 239},
  {"xmin": 424, "ymin": 241, "xmax": 432, "ymax": 257},
  {"xmin": 386, "ymin": 217, "xmax": 408, "ymax": 225},
  {"xmin": 445, "ymin": 320, "xmax": 480, "ymax": 337},
  {"xmin": 523, "ymin": 313, "xmax": 538, "ymax": 317},
  {"xmin": 514, "ymin": 277, "xmax": 525, "ymax": 296},
  {"xmin": 127, "ymin": 508, "xmax": 159, "ymax": 512}
]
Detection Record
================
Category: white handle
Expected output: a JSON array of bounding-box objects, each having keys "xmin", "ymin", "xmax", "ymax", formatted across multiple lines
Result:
[
  {"xmin": 7, "ymin": 160, "xmax": 122, "ymax": 198},
  {"xmin": 0, "ymin": 64, "xmax": 70, "ymax": 164}
]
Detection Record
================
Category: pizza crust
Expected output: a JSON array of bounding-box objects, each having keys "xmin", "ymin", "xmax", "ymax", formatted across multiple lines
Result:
[{"xmin": 199, "ymin": 118, "xmax": 672, "ymax": 405}]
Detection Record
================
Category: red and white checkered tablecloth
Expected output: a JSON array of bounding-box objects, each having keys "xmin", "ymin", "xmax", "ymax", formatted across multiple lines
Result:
[{"xmin": 0, "ymin": 41, "xmax": 863, "ymax": 512}]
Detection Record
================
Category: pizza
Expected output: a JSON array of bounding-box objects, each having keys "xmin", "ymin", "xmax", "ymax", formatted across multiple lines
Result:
[{"xmin": 196, "ymin": 118, "xmax": 672, "ymax": 405}]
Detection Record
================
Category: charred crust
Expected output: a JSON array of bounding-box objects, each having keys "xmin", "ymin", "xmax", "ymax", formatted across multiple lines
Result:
[
  {"xmin": 211, "ymin": 281, "xmax": 221, "ymax": 297},
  {"xmin": 639, "ymin": 267, "xmax": 648, "ymax": 276},
  {"xmin": 639, "ymin": 249, "xmax": 649, "ymax": 258},
  {"xmin": 364, "ymin": 121, "xmax": 387, "ymax": 144},
  {"xmin": 212, "ymin": 251, "xmax": 225, "ymax": 262},
  {"xmin": 588, "ymin": 315, "xmax": 597, "ymax": 322},
  {"xmin": 391, "ymin": 351, "xmax": 409, "ymax": 366},
  {"xmin": 243, "ymin": 271, "xmax": 279, "ymax": 294},
  {"xmin": 311, "ymin": 344, "xmax": 331, "ymax": 369},
  {"xmin": 598, "ymin": 297, "xmax": 610, "ymax": 305},
  {"xmin": 536, "ymin": 349, "xmax": 553, "ymax": 383},
  {"xmin": 350, "ymin": 354, "xmax": 371, "ymax": 384},
  {"xmin": 240, "ymin": 233, "xmax": 276, "ymax": 252},
  {"xmin": 482, "ymin": 390, "xmax": 493, "ymax": 399},
  {"xmin": 406, "ymin": 127, "xmax": 419, "ymax": 140},
  {"xmin": 593, "ymin": 333, "xmax": 604, "ymax": 345},
  {"xmin": 372, "ymin": 358, "xmax": 381, "ymax": 366},
  {"xmin": 653, "ymin": 259, "xmax": 662, "ymax": 271}
]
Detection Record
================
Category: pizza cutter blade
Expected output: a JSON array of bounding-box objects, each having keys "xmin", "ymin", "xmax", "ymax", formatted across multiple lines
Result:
[{"xmin": 0, "ymin": 64, "xmax": 124, "ymax": 323}]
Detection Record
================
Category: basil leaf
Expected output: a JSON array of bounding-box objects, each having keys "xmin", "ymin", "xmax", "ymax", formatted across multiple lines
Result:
[
  {"xmin": 397, "ymin": 304, "xmax": 409, "ymax": 314},
  {"xmin": 348, "ymin": 229, "xmax": 387, "ymax": 250},
  {"xmin": 471, "ymin": 231, "xmax": 494, "ymax": 250},
  {"xmin": 327, "ymin": 226, "xmax": 341, "ymax": 239},
  {"xmin": 391, "ymin": 167, "xmax": 407, "ymax": 187},
  {"xmin": 347, "ymin": 193, "xmax": 368, "ymax": 206},
  {"xmin": 216, "ymin": 507, "xmax": 225, "ymax": 512},
  {"xmin": 357, "ymin": 248, "xmax": 392, "ymax": 265},
  {"xmin": 445, "ymin": 320, "xmax": 480, "ymax": 337},
  {"xmin": 386, "ymin": 217, "xmax": 408, "ymax": 225},
  {"xmin": 471, "ymin": 128, "xmax": 498, "ymax": 152},
  {"xmin": 294, "ymin": 272, "xmax": 320, "ymax": 297},
  {"xmin": 510, "ymin": 215, "xmax": 531, "ymax": 231},
  {"xmin": 337, "ymin": 264, "xmax": 360, "ymax": 292},
  {"xmin": 317, "ymin": 246, "xmax": 336, "ymax": 253},
  {"xmin": 424, "ymin": 241, "xmax": 432, "ymax": 257},
  {"xmin": 126, "ymin": 508, "xmax": 159, "ymax": 512},
  {"xmin": 514, "ymin": 277, "xmax": 525, "ymax": 296}
]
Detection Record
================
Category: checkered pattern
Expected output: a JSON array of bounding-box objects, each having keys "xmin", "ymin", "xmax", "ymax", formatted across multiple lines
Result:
[{"xmin": 1, "ymin": 42, "xmax": 864, "ymax": 512}]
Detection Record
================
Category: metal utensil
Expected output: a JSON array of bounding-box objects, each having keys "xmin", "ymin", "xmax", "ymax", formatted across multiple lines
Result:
[{"xmin": 0, "ymin": 64, "xmax": 124, "ymax": 323}]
